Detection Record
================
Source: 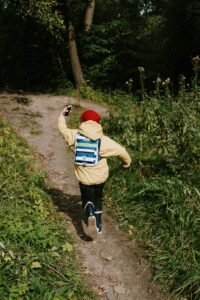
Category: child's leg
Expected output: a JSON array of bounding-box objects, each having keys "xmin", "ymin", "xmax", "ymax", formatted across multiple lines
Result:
[
  {"xmin": 79, "ymin": 183, "xmax": 95, "ymax": 218},
  {"xmin": 79, "ymin": 182, "xmax": 105, "ymax": 237},
  {"xmin": 93, "ymin": 182, "xmax": 105, "ymax": 233},
  {"xmin": 79, "ymin": 183, "xmax": 98, "ymax": 239}
]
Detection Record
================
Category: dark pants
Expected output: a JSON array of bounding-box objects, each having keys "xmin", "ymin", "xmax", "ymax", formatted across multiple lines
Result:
[{"xmin": 79, "ymin": 182, "xmax": 105, "ymax": 212}]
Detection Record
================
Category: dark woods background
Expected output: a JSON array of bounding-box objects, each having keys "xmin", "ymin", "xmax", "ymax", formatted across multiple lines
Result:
[{"xmin": 0, "ymin": 0, "xmax": 199, "ymax": 93}]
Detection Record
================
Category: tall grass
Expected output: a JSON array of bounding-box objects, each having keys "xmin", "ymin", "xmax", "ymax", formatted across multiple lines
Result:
[
  {"xmin": 102, "ymin": 65, "xmax": 200, "ymax": 298},
  {"xmin": 0, "ymin": 121, "xmax": 94, "ymax": 299},
  {"xmin": 47, "ymin": 57, "xmax": 200, "ymax": 298},
  {"xmin": 66, "ymin": 80, "xmax": 200, "ymax": 298}
]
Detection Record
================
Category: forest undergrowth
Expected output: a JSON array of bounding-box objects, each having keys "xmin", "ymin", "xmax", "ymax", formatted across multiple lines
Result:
[
  {"xmin": 1, "ymin": 56, "xmax": 200, "ymax": 299},
  {"xmin": 67, "ymin": 64, "xmax": 200, "ymax": 298},
  {"xmin": 0, "ymin": 122, "xmax": 94, "ymax": 299},
  {"xmin": 65, "ymin": 57, "xmax": 200, "ymax": 299},
  {"xmin": 100, "ymin": 59, "xmax": 200, "ymax": 299}
]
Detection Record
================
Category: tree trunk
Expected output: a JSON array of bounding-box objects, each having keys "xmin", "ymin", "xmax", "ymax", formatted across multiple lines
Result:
[
  {"xmin": 68, "ymin": 22, "xmax": 85, "ymax": 88},
  {"xmin": 84, "ymin": 0, "xmax": 95, "ymax": 32}
]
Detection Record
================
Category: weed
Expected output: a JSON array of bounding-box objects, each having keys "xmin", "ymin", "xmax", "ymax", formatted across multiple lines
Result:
[
  {"xmin": 0, "ymin": 120, "xmax": 94, "ymax": 299},
  {"xmin": 102, "ymin": 64, "xmax": 200, "ymax": 299}
]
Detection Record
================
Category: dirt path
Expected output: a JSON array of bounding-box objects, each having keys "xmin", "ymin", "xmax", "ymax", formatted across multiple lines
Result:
[{"xmin": 0, "ymin": 92, "xmax": 169, "ymax": 300}]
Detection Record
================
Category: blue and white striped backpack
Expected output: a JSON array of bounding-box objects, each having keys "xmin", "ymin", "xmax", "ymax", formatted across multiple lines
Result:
[{"xmin": 74, "ymin": 133, "xmax": 101, "ymax": 166}]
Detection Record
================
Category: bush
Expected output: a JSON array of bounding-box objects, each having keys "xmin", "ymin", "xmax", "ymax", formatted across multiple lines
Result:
[
  {"xmin": 0, "ymin": 121, "xmax": 93, "ymax": 300},
  {"xmin": 103, "ymin": 87, "xmax": 200, "ymax": 298}
]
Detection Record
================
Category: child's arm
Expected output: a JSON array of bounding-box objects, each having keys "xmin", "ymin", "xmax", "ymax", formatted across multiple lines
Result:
[
  {"xmin": 62, "ymin": 105, "xmax": 72, "ymax": 116},
  {"xmin": 100, "ymin": 136, "xmax": 131, "ymax": 168},
  {"xmin": 58, "ymin": 106, "xmax": 77, "ymax": 147},
  {"xmin": 122, "ymin": 162, "xmax": 131, "ymax": 169}
]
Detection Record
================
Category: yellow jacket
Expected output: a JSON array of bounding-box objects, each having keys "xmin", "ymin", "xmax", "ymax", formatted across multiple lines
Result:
[{"xmin": 58, "ymin": 114, "xmax": 131, "ymax": 185}]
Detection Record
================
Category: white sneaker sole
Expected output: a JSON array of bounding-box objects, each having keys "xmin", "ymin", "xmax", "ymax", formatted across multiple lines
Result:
[{"xmin": 88, "ymin": 216, "xmax": 97, "ymax": 240}]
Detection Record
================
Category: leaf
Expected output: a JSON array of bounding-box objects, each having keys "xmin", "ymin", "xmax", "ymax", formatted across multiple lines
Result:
[
  {"xmin": 22, "ymin": 267, "xmax": 28, "ymax": 277},
  {"xmin": 17, "ymin": 283, "xmax": 29, "ymax": 295},
  {"xmin": 3, "ymin": 127, "xmax": 10, "ymax": 135},
  {"xmin": 4, "ymin": 255, "xmax": 12, "ymax": 262},
  {"xmin": 50, "ymin": 251, "xmax": 60, "ymax": 258},
  {"xmin": 194, "ymin": 187, "xmax": 200, "ymax": 198},
  {"xmin": 31, "ymin": 261, "xmax": 42, "ymax": 269},
  {"xmin": 105, "ymin": 256, "xmax": 112, "ymax": 261},
  {"xmin": 92, "ymin": 284, "xmax": 106, "ymax": 295},
  {"xmin": 0, "ymin": 241, "xmax": 5, "ymax": 249},
  {"xmin": 62, "ymin": 242, "xmax": 73, "ymax": 253},
  {"xmin": 8, "ymin": 250, "xmax": 15, "ymax": 259},
  {"xmin": 0, "ymin": 241, "xmax": 6, "ymax": 249}
]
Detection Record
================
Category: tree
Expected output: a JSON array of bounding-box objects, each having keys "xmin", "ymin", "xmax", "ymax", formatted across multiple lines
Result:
[
  {"xmin": 63, "ymin": 0, "xmax": 86, "ymax": 88},
  {"xmin": 0, "ymin": 0, "xmax": 87, "ymax": 90},
  {"xmin": 0, "ymin": 0, "xmax": 70, "ymax": 91},
  {"xmin": 84, "ymin": 0, "xmax": 95, "ymax": 32},
  {"xmin": 68, "ymin": 21, "xmax": 85, "ymax": 88},
  {"xmin": 79, "ymin": 0, "xmax": 143, "ymax": 89},
  {"xmin": 163, "ymin": 0, "xmax": 200, "ymax": 81},
  {"xmin": 140, "ymin": 0, "xmax": 200, "ymax": 86}
]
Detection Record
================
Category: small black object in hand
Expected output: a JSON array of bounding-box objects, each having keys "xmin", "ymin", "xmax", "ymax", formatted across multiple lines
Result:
[{"xmin": 63, "ymin": 105, "xmax": 72, "ymax": 116}]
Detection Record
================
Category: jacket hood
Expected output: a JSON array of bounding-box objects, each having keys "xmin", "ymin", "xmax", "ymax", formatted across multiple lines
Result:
[{"xmin": 78, "ymin": 121, "xmax": 103, "ymax": 140}]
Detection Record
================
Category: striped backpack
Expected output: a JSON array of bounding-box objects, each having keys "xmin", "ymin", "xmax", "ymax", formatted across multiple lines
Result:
[{"xmin": 74, "ymin": 133, "xmax": 101, "ymax": 166}]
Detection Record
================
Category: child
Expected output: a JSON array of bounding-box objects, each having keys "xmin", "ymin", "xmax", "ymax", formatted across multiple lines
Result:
[{"xmin": 58, "ymin": 105, "xmax": 131, "ymax": 239}]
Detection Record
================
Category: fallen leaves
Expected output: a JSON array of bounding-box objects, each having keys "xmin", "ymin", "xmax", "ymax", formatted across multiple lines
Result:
[{"xmin": 92, "ymin": 284, "xmax": 106, "ymax": 295}]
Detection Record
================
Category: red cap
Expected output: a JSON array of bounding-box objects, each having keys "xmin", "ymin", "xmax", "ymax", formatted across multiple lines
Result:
[{"xmin": 80, "ymin": 110, "xmax": 101, "ymax": 123}]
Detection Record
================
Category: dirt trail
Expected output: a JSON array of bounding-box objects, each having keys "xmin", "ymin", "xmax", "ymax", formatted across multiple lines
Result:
[{"xmin": 0, "ymin": 93, "xmax": 169, "ymax": 300}]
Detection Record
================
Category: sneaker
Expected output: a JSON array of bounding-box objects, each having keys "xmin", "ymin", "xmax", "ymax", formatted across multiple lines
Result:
[
  {"xmin": 95, "ymin": 211, "xmax": 102, "ymax": 235},
  {"xmin": 87, "ymin": 215, "xmax": 97, "ymax": 240},
  {"xmin": 97, "ymin": 227, "xmax": 102, "ymax": 235},
  {"xmin": 84, "ymin": 202, "xmax": 94, "ymax": 218}
]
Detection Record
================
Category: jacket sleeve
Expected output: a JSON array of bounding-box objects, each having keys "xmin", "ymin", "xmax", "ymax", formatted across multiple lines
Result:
[
  {"xmin": 58, "ymin": 113, "xmax": 77, "ymax": 147},
  {"xmin": 100, "ymin": 136, "xmax": 132, "ymax": 166}
]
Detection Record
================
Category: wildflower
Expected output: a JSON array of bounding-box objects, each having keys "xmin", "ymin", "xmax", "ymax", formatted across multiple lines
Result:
[
  {"xmin": 162, "ymin": 78, "xmax": 171, "ymax": 86},
  {"xmin": 165, "ymin": 78, "xmax": 170, "ymax": 84},
  {"xmin": 191, "ymin": 56, "xmax": 200, "ymax": 71},
  {"xmin": 125, "ymin": 78, "xmax": 133, "ymax": 84},
  {"xmin": 192, "ymin": 55, "xmax": 200, "ymax": 63},
  {"xmin": 138, "ymin": 66, "xmax": 144, "ymax": 73},
  {"xmin": 180, "ymin": 75, "xmax": 186, "ymax": 81},
  {"xmin": 125, "ymin": 78, "xmax": 134, "ymax": 92},
  {"xmin": 156, "ymin": 77, "xmax": 162, "ymax": 83}
]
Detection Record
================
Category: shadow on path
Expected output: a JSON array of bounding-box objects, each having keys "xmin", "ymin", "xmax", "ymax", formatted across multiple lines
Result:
[{"xmin": 51, "ymin": 188, "xmax": 93, "ymax": 242}]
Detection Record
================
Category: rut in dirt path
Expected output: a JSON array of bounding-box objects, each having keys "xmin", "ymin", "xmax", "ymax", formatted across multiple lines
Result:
[{"xmin": 0, "ymin": 93, "xmax": 170, "ymax": 300}]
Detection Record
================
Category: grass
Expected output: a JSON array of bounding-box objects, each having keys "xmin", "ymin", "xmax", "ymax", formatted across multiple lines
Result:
[
  {"xmin": 66, "ymin": 83, "xmax": 200, "ymax": 298},
  {"xmin": 1, "ymin": 62, "xmax": 199, "ymax": 298},
  {"xmin": 102, "ymin": 84, "xmax": 200, "ymax": 299},
  {"xmin": 0, "ymin": 120, "xmax": 94, "ymax": 299},
  {"xmin": 59, "ymin": 75, "xmax": 200, "ymax": 298}
]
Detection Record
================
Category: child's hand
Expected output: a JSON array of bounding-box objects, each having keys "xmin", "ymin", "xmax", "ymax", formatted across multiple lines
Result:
[
  {"xmin": 62, "ymin": 105, "xmax": 72, "ymax": 116},
  {"xmin": 122, "ymin": 163, "xmax": 130, "ymax": 169}
]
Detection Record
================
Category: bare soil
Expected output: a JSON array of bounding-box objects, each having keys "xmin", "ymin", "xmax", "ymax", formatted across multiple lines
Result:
[{"xmin": 0, "ymin": 92, "xmax": 171, "ymax": 300}]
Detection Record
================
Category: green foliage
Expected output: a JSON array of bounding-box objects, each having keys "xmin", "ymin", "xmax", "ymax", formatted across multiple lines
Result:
[
  {"xmin": 80, "ymin": 12, "xmax": 142, "ymax": 89},
  {"xmin": 0, "ymin": 0, "xmax": 71, "ymax": 92},
  {"xmin": 0, "ymin": 121, "xmax": 94, "ymax": 299},
  {"xmin": 69, "ymin": 85, "xmax": 110, "ymax": 104},
  {"xmin": 103, "ymin": 84, "xmax": 200, "ymax": 298},
  {"xmin": 143, "ymin": 0, "xmax": 200, "ymax": 84},
  {"xmin": 1, "ymin": 0, "xmax": 199, "ymax": 92}
]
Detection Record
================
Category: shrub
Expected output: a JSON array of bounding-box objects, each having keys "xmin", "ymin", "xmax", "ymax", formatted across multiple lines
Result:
[
  {"xmin": 104, "ymin": 85, "xmax": 200, "ymax": 298},
  {"xmin": 0, "ymin": 121, "xmax": 93, "ymax": 300}
]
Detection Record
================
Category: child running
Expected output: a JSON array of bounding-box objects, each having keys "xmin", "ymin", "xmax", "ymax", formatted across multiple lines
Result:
[{"xmin": 58, "ymin": 105, "xmax": 131, "ymax": 239}]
